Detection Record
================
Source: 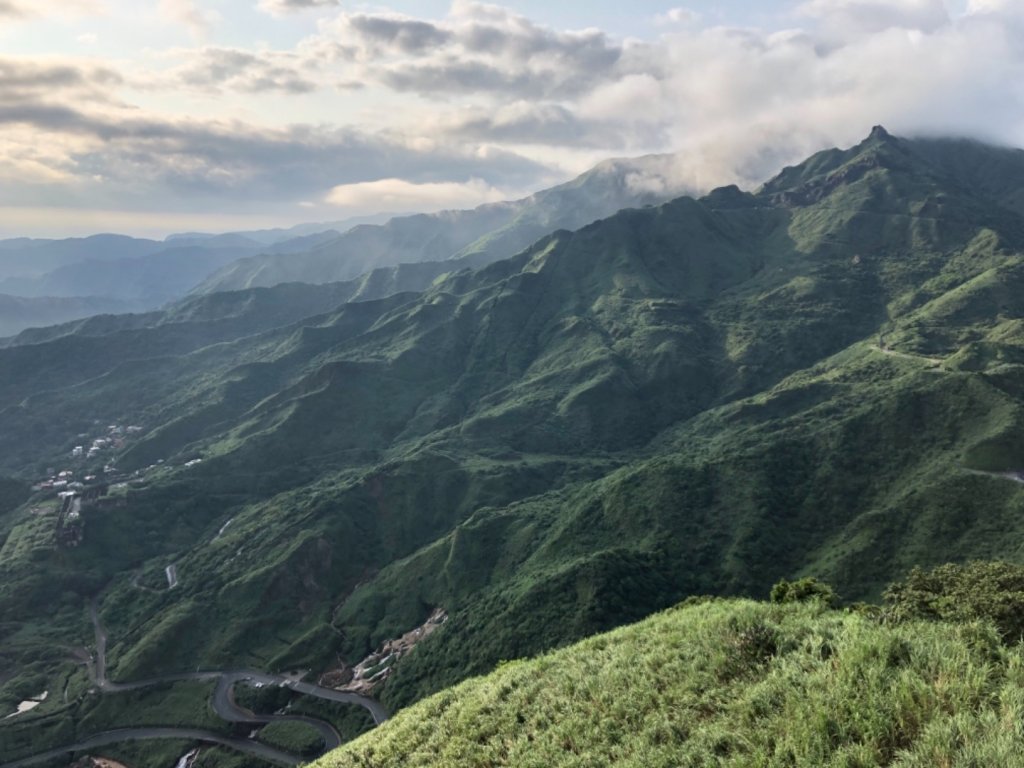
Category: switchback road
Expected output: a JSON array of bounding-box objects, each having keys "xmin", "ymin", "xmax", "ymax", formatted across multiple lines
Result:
[{"xmin": 0, "ymin": 599, "xmax": 389, "ymax": 768}]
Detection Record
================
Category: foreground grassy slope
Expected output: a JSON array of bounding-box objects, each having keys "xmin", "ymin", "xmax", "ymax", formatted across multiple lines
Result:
[{"xmin": 320, "ymin": 599, "xmax": 1024, "ymax": 768}]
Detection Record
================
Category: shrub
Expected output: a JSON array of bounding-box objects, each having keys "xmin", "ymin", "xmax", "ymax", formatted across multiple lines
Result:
[
  {"xmin": 769, "ymin": 577, "xmax": 839, "ymax": 606},
  {"xmin": 883, "ymin": 560, "xmax": 1024, "ymax": 642}
]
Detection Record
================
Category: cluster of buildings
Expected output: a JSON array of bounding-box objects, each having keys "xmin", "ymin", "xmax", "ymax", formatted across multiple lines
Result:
[
  {"xmin": 34, "ymin": 468, "xmax": 113, "ymax": 493},
  {"xmin": 70, "ymin": 424, "xmax": 143, "ymax": 462},
  {"xmin": 27, "ymin": 423, "xmax": 148, "ymax": 547},
  {"xmin": 24, "ymin": 420, "xmax": 204, "ymax": 549},
  {"xmin": 34, "ymin": 423, "xmax": 147, "ymax": 493}
]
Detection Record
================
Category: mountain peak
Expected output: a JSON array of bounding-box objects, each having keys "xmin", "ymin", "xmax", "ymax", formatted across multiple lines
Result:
[
  {"xmin": 868, "ymin": 124, "xmax": 892, "ymax": 142},
  {"xmin": 759, "ymin": 124, "xmax": 917, "ymax": 204}
]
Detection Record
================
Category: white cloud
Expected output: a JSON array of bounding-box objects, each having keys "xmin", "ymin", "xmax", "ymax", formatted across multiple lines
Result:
[
  {"xmin": 301, "ymin": 3, "xmax": 631, "ymax": 100},
  {"xmin": 641, "ymin": 6, "xmax": 1024, "ymax": 192},
  {"xmin": 325, "ymin": 178, "xmax": 508, "ymax": 213},
  {"xmin": 158, "ymin": 47, "xmax": 319, "ymax": 94},
  {"xmin": 0, "ymin": 48, "xmax": 546, "ymax": 216},
  {"xmin": 655, "ymin": 8, "xmax": 696, "ymax": 26},
  {"xmin": 258, "ymin": 0, "xmax": 339, "ymax": 16},
  {"xmin": 966, "ymin": 0, "xmax": 1021, "ymax": 13},
  {"xmin": 159, "ymin": 0, "xmax": 220, "ymax": 38},
  {"xmin": 0, "ymin": 0, "xmax": 105, "ymax": 19},
  {"xmin": 797, "ymin": 0, "xmax": 951, "ymax": 39}
]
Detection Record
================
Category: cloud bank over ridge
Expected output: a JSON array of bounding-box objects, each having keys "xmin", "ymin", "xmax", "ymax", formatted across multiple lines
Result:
[{"xmin": 0, "ymin": 0, "xmax": 1022, "ymax": 235}]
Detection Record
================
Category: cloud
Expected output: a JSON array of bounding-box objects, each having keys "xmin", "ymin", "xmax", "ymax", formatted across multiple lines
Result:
[
  {"xmin": 0, "ymin": 49, "xmax": 550, "ymax": 221},
  {"xmin": 381, "ymin": 1, "xmax": 1023, "ymax": 194},
  {"xmin": 3, "ymin": 1, "xmax": 1024, "ymax": 234},
  {"xmin": 0, "ymin": 0, "xmax": 104, "ymax": 18},
  {"xmin": 655, "ymin": 8, "xmax": 696, "ymax": 25},
  {"xmin": 325, "ymin": 177, "xmax": 507, "ymax": 212},
  {"xmin": 303, "ymin": 2, "xmax": 633, "ymax": 100},
  {"xmin": 164, "ymin": 47, "xmax": 319, "ymax": 94},
  {"xmin": 159, "ymin": 0, "xmax": 220, "ymax": 38},
  {"xmin": 342, "ymin": 14, "xmax": 454, "ymax": 54},
  {"xmin": 284, "ymin": 0, "xmax": 1024, "ymax": 192},
  {"xmin": 258, "ymin": 0, "xmax": 339, "ymax": 15},
  {"xmin": 0, "ymin": 89, "xmax": 547, "ymax": 213},
  {"xmin": 0, "ymin": 57, "xmax": 124, "ymax": 103},
  {"xmin": 797, "ymin": 0, "xmax": 950, "ymax": 38},
  {"xmin": 966, "ymin": 0, "xmax": 1022, "ymax": 14},
  {"xmin": 0, "ymin": 0, "xmax": 25, "ymax": 16},
  {"xmin": 442, "ymin": 100, "xmax": 661, "ymax": 149},
  {"xmin": 635, "ymin": 7, "xmax": 1024, "ymax": 193}
]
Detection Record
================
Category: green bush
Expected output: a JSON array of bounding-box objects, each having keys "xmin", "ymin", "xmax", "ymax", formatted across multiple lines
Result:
[
  {"xmin": 884, "ymin": 560, "xmax": 1024, "ymax": 642},
  {"xmin": 770, "ymin": 577, "xmax": 839, "ymax": 606}
]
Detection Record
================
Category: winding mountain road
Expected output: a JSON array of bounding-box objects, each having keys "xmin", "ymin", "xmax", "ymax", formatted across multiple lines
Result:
[
  {"xmin": 0, "ymin": 600, "xmax": 389, "ymax": 768},
  {"xmin": 88, "ymin": 600, "xmax": 389, "ymax": 724}
]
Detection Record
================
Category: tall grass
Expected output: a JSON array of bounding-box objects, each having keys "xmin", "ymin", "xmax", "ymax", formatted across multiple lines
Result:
[{"xmin": 320, "ymin": 600, "xmax": 1024, "ymax": 768}]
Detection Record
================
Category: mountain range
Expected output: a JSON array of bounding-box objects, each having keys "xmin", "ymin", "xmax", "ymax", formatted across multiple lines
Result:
[
  {"xmin": 0, "ymin": 295, "xmax": 134, "ymax": 339},
  {"xmin": 193, "ymin": 154, "xmax": 684, "ymax": 294},
  {"xmin": 2, "ymin": 127, "xmax": 1024, "ymax": 767},
  {"xmin": 0, "ymin": 157, "xmax": 682, "ymax": 339}
]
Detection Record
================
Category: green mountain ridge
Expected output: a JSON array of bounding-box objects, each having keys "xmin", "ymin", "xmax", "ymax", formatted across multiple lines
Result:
[
  {"xmin": 2, "ymin": 128, "xmax": 1024, "ymax": 765},
  {"xmin": 0, "ymin": 246, "xmax": 258, "ymax": 307},
  {"xmin": 0, "ymin": 227, "xmax": 387, "ymax": 337},
  {"xmin": 0, "ymin": 230, "xmax": 363, "ymax": 338},
  {"xmin": 194, "ymin": 153, "xmax": 686, "ymax": 294},
  {"xmin": 0, "ymin": 295, "xmax": 137, "ymax": 340}
]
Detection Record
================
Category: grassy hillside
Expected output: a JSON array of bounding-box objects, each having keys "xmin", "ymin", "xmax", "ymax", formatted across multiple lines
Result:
[{"xmin": 319, "ymin": 598, "xmax": 1024, "ymax": 768}]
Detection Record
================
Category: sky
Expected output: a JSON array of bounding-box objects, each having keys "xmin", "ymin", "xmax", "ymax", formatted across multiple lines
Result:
[{"xmin": 0, "ymin": 0, "xmax": 1020, "ymax": 238}]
